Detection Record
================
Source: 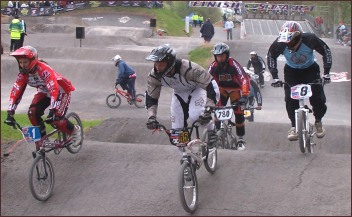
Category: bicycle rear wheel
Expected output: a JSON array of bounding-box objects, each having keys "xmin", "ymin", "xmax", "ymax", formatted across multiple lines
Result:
[
  {"xmin": 29, "ymin": 155, "xmax": 55, "ymax": 201},
  {"xmin": 297, "ymin": 110, "xmax": 307, "ymax": 153},
  {"xmin": 65, "ymin": 112, "xmax": 83, "ymax": 154},
  {"xmin": 106, "ymin": 94, "xmax": 122, "ymax": 108},
  {"xmin": 178, "ymin": 161, "xmax": 198, "ymax": 213},
  {"xmin": 225, "ymin": 124, "xmax": 237, "ymax": 150},
  {"xmin": 134, "ymin": 93, "xmax": 145, "ymax": 108}
]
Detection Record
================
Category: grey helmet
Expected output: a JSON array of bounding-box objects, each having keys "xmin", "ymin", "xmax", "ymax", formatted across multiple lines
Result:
[
  {"xmin": 212, "ymin": 42, "xmax": 230, "ymax": 63},
  {"xmin": 145, "ymin": 44, "xmax": 176, "ymax": 78}
]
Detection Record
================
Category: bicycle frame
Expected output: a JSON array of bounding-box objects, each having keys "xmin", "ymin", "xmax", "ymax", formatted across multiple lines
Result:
[{"xmin": 115, "ymin": 87, "xmax": 132, "ymax": 101}]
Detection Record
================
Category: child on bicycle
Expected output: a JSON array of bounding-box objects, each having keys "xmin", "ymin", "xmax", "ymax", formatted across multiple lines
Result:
[
  {"xmin": 208, "ymin": 42, "xmax": 250, "ymax": 150},
  {"xmin": 246, "ymin": 51, "xmax": 266, "ymax": 88},
  {"xmin": 4, "ymin": 46, "xmax": 81, "ymax": 146},
  {"xmin": 111, "ymin": 54, "xmax": 137, "ymax": 104},
  {"xmin": 268, "ymin": 21, "xmax": 332, "ymax": 141},
  {"xmin": 144, "ymin": 44, "xmax": 220, "ymax": 147}
]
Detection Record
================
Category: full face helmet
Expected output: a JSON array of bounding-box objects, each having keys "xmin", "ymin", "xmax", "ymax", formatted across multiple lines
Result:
[
  {"xmin": 111, "ymin": 54, "xmax": 121, "ymax": 66},
  {"xmin": 278, "ymin": 21, "xmax": 303, "ymax": 51},
  {"xmin": 145, "ymin": 44, "xmax": 176, "ymax": 78},
  {"xmin": 212, "ymin": 42, "xmax": 230, "ymax": 65},
  {"xmin": 10, "ymin": 46, "xmax": 38, "ymax": 74},
  {"xmin": 249, "ymin": 51, "xmax": 257, "ymax": 60}
]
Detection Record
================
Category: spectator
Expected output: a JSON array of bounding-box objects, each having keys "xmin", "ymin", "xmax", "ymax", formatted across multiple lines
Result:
[
  {"xmin": 9, "ymin": 15, "xmax": 23, "ymax": 52},
  {"xmin": 222, "ymin": 13, "xmax": 227, "ymax": 27},
  {"xmin": 19, "ymin": 16, "xmax": 27, "ymax": 48},
  {"xmin": 13, "ymin": 1, "xmax": 19, "ymax": 16},
  {"xmin": 224, "ymin": 18, "xmax": 234, "ymax": 40},
  {"xmin": 200, "ymin": 18, "xmax": 215, "ymax": 44},
  {"xmin": 192, "ymin": 13, "xmax": 198, "ymax": 28},
  {"xmin": 336, "ymin": 21, "xmax": 348, "ymax": 43},
  {"xmin": 315, "ymin": 16, "xmax": 323, "ymax": 33},
  {"xmin": 198, "ymin": 15, "xmax": 203, "ymax": 27}
]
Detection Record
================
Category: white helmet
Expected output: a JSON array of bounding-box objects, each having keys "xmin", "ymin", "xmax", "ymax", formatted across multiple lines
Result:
[
  {"xmin": 249, "ymin": 51, "xmax": 257, "ymax": 55},
  {"xmin": 111, "ymin": 54, "xmax": 121, "ymax": 65}
]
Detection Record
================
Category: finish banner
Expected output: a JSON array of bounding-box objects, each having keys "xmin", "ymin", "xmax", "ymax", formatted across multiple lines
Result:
[{"xmin": 189, "ymin": 1, "xmax": 242, "ymax": 9}]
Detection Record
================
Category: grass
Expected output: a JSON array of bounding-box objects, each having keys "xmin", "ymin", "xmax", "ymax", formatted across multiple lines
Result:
[
  {"xmin": 188, "ymin": 45, "xmax": 214, "ymax": 69},
  {"xmin": 1, "ymin": 111, "xmax": 102, "ymax": 144}
]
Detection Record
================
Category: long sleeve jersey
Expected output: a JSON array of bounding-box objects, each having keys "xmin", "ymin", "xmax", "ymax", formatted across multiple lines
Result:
[
  {"xmin": 116, "ymin": 60, "xmax": 136, "ymax": 83},
  {"xmin": 267, "ymin": 33, "xmax": 332, "ymax": 79},
  {"xmin": 247, "ymin": 56, "xmax": 266, "ymax": 72},
  {"xmin": 8, "ymin": 61, "xmax": 75, "ymax": 112},
  {"xmin": 145, "ymin": 59, "xmax": 219, "ymax": 117},
  {"xmin": 208, "ymin": 57, "xmax": 250, "ymax": 97}
]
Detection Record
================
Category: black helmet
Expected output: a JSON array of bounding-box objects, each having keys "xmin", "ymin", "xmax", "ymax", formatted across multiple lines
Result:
[
  {"xmin": 145, "ymin": 44, "xmax": 176, "ymax": 78},
  {"xmin": 212, "ymin": 42, "xmax": 230, "ymax": 63}
]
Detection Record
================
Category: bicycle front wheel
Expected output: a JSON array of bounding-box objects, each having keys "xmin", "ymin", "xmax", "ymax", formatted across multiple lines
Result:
[
  {"xmin": 297, "ymin": 110, "xmax": 307, "ymax": 153},
  {"xmin": 134, "ymin": 93, "xmax": 145, "ymax": 108},
  {"xmin": 225, "ymin": 124, "xmax": 237, "ymax": 150},
  {"xmin": 106, "ymin": 94, "xmax": 121, "ymax": 108},
  {"xmin": 178, "ymin": 161, "xmax": 198, "ymax": 213},
  {"xmin": 202, "ymin": 143, "xmax": 217, "ymax": 174},
  {"xmin": 65, "ymin": 112, "xmax": 83, "ymax": 154},
  {"xmin": 29, "ymin": 155, "xmax": 55, "ymax": 201}
]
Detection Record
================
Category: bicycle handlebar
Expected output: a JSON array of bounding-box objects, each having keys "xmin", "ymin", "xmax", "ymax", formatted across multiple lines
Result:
[{"xmin": 279, "ymin": 79, "xmax": 325, "ymax": 88}]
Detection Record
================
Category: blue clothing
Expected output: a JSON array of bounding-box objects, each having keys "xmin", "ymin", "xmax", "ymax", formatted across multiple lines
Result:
[
  {"xmin": 116, "ymin": 60, "xmax": 135, "ymax": 83},
  {"xmin": 283, "ymin": 43, "xmax": 315, "ymax": 69}
]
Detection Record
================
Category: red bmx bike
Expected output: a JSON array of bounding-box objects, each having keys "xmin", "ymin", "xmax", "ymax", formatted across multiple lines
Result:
[{"xmin": 106, "ymin": 85, "xmax": 145, "ymax": 109}]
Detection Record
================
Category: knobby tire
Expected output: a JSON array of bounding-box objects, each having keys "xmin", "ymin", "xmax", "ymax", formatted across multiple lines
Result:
[
  {"xmin": 29, "ymin": 155, "xmax": 55, "ymax": 201},
  {"xmin": 178, "ymin": 161, "xmax": 198, "ymax": 213},
  {"xmin": 65, "ymin": 112, "xmax": 83, "ymax": 154},
  {"xmin": 106, "ymin": 94, "xmax": 122, "ymax": 108}
]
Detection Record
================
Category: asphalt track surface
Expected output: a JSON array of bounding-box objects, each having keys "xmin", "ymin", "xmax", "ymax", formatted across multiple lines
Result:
[{"xmin": 1, "ymin": 11, "xmax": 351, "ymax": 216}]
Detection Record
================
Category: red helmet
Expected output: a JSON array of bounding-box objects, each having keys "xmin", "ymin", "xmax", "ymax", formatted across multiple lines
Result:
[{"xmin": 10, "ymin": 46, "xmax": 38, "ymax": 74}]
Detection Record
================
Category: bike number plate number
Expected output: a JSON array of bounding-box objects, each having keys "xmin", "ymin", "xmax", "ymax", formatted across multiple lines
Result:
[
  {"xmin": 244, "ymin": 110, "xmax": 251, "ymax": 117},
  {"xmin": 290, "ymin": 84, "xmax": 312, "ymax": 100},
  {"xmin": 215, "ymin": 108, "xmax": 233, "ymax": 121},
  {"xmin": 170, "ymin": 131, "xmax": 189, "ymax": 144},
  {"xmin": 22, "ymin": 126, "xmax": 41, "ymax": 142}
]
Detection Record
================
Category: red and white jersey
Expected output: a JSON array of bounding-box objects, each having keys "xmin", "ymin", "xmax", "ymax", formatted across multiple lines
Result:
[{"xmin": 8, "ymin": 61, "xmax": 75, "ymax": 111}]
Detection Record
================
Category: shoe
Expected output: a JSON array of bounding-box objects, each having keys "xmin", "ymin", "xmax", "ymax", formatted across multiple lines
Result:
[
  {"xmin": 260, "ymin": 84, "xmax": 264, "ymax": 88},
  {"xmin": 71, "ymin": 125, "xmax": 82, "ymax": 147},
  {"xmin": 207, "ymin": 130, "xmax": 217, "ymax": 148},
  {"xmin": 315, "ymin": 122, "xmax": 325, "ymax": 138},
  {"xmin": 288, "ymin": 127, "xmax": 298, "ymax": 141},
  {"xmin": 236, "ymin": 139, "xmax": 246, "ymax": 151},
  {"xmin": 128, "ymin": 99, "xmax": 135, "ymax": 105}
]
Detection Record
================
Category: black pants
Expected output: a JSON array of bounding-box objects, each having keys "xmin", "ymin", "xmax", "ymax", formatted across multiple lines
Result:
[
  {"xmin": 10, "ymin": 39, "xmax": 20, "ymax": 51},
  {"xmin": 19, "ymin": 33, "xmax": 25, "ymax": 47},
  {"xmin": 284, "ymin": 62, "xmax": 327, "ymax": 127}
]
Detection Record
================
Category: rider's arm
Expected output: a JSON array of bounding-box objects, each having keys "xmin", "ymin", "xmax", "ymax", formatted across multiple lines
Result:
[
  {"xmin": 267, "ymin": 40, "xmax": 286, "ymax": 79},
  {"xmin": 8, "ymin": 73, "xmax": 28, "ymax": 112},
  {"xmin": 246, "ymin": 59, "xmax": 251, "ymax": 69},
  {"xmin": 259, "ymin": 56, "xmax": 266, "ymax": 71},
  {"xmin": 145, "ymin": 70, "xmax": 162, "ymax": 118},
  {"xmin": 303, "ymin": 34, "xmax": 332, "ymax": 76},
  {"xmin": 231, "ymin": 58, "xmax": 250, "ymax": 97}
]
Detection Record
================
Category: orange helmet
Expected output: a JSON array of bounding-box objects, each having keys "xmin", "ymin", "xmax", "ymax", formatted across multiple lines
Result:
[{"xmin": 10, "ymin": 46, "xmax": 38, "ymax": 74}]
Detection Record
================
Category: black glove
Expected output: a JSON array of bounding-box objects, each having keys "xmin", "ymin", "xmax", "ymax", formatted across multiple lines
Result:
[
  {"xmin": 198, "ymin": 107, "xmax": 212, "ymax": 125},
  {"xmin": 45, "ymin": 109, "xmax": 56, "ymax": 124},
  {"xmin": 146, "ymin": 116, "xmax": 159, "ymax": 130},
  {"xmin": 323, "ymin": 74, "xmax": 331, "ymax": 84},
  {"xmin": 4, "ymin": 112, "xmax": 15, "ymax": 126},
  {"xmin": 271, "ymin": 79, "xmax": 283, "ymax": 87},
  {"xmin": 239, "ymin": 96, "xmax": 248, "ymax": 106}
]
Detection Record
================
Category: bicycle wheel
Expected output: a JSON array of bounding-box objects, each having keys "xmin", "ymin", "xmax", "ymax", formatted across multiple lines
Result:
[
  {"xmin": 65, "ymin": 112, "xmax": 83, "ymax": 154},
  {"xmin": 134, "ymin": 93, "xmax": 145, "ymax": 108},
  {"xmin": 216, "ymin": 129, "xmax": 225, "ymax": 149},
  {"xmin": 106, "ymin": 94, "xmax": 121, "ymax": 108},
  {"xmin": 202, "ymin": 140, "xmax": 217, "ymax": 174},
  {"xmin": 297, "ymin": 110, "xmax": 307, "ymax": 153},
  {"xmin": 307, "ymin": 123, "xmax": 314, "ymax": 153},
  {"xmin": 225, "ymin": 124, "xmax": 237, "ymax": 150},
  {"xmin": 29, "ymin": 155, "xmax": 55, "ymax": 201},
  {"xmin": 178, "ymin": 161, "xmax": 198, "ymax": 213}
]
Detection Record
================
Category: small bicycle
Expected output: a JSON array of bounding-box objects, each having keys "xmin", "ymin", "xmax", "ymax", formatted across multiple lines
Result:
[
  {"xmin": 244, "ymin": 67, "xmax": 263, "ymax": 88},
  {"xmin": 279, "ymin": 80, "xmax": 325, "ymax": 153},
  {"xmin": 154, "ymin": 120, "xmax": 217, "ymax": 213},
  {"xmin": 3, "ymin": 112, "xmax": 83, "ymax": 201},
  {"xmin": 106, "ymin": 85, "xmax": 145, "ymax": 109}
]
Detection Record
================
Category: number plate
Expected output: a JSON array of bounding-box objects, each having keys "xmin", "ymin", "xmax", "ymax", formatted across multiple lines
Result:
[
  {"xmin": 215, "ymin": 108, "xmax": 233, "ymax": 121},
  {"xmin": 22, "ymin": 126, "xmax": 41, "ymax": 142},
  {"xmin": 244, "ymin": 110, "xmax": 251, "ymax": 117},
  {"xmin": 290, "ymin": 84, "xmax": 312, "ymax": 100},
  {"xmin": 170, "ymin": 131, "xmax": 190, "ymax": 144}
]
